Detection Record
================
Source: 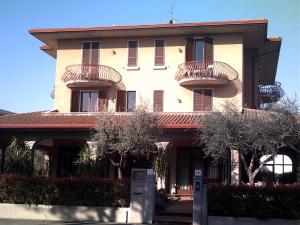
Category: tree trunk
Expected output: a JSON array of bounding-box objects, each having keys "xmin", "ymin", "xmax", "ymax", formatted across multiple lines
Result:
[
  {"xmin": 248, "ymin": 172, "xmax": 255, "ymax": 185},
  {"xmin": 117, "ymin": 166, "xmax": 122, "ymax": 179}
]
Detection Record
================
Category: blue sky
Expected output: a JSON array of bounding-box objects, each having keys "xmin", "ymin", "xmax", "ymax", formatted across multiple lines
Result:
[{"xmin": 0, "ymin": 0, "xmax": 299, "ymax": 113}]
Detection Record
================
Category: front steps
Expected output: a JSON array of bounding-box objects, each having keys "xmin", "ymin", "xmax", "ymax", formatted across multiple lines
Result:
[{"xmin": 153, "ymin": 196, "xmax": 193, "ymax": 225}]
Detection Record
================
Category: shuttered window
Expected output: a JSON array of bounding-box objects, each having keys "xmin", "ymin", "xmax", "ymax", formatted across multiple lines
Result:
[
  {"xmin": 185, "ymin": 38, "xmax": 213, "ymax": 62},
  {"xmin": 116, "ymin": 91, "xmax": 126, "ymax": 112},
  {"xmin": 153, "ymin": 90, "xmax": 164, "ymax": 112},
  {"xmin": 193, "ymin": 89, "xmax": 213, "ymax": 111},
  {"xmin": 71, "ymin": 90, "xmax": 80, "ymax": 112},
  {"xmin": 155, "ymin": 40, "xmax": 165, "ymax": 66},
  {"xmin": 78, "ymin": 91, "xmax": 106, "ymax": 112},
  {"xmin": 116, "ymin": 91, "xmax": 136, "ymax": 112},
  {"xmin": 128, "ymin": 40, "xmax": 138, "ymax": 67},
  {"xmin": 82, "ymin": 42, "xmax": 100, "ymax": 65}
]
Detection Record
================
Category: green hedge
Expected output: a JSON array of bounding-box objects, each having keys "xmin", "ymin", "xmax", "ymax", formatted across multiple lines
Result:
[
  {"xmin": 208, "ymin": 184, "xmax": 300, "ymax": 219},
  {"xmin": 0, "ymin": 175, "xmax": 130, "ymax": 207}
]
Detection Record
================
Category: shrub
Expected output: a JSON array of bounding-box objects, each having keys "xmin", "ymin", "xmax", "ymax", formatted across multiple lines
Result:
[
  {"xmin": 0, "ymin": 175, "xmax": 130, "ymax": 207},
  {"xmin": 208, "ymin": 184, "xmax": 300, "ymax": 219},
  {"xmin": 4, "ymin": 136, "xmax": 33, "ymax": 175}
]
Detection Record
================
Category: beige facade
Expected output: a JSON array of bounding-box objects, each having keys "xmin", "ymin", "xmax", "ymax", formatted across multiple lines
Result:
[{"xmin": 54, "ymin": 34, "xmax": 243, "ymax": 113}]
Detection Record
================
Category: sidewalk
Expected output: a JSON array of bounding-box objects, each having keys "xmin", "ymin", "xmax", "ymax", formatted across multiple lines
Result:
[{"xmin": 0, "ymin": 219, "xmax": 146, "ymax": 225}]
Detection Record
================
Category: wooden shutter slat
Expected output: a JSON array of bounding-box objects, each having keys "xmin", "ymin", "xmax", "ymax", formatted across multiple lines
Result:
[
  {"xmin": 193, "ymin": 89, "xmax": 203, "ymax": 111},
  {"xmin": 155, "ymin": 40, "xmax": 165, "ymax": 66},
  {"xmin": 203, "ymin": 89, "xmax": 212, "ymax": 111},
  {"xmin": 128, "ymin": 41, "xmax": 137, "ymax": 66},
  {"xmin": 71, "ymin": 90, "xmax": 80, "ymax": 112},
  {"xmin": 185, "ymin": 38, "xmax": 194, "ymax": 62},
  {"xmin": 153, "ymin": 90, "xmax": 164, "ymax": 112},
  {"xmin": 98, "ymin": 91, "xmax": 107, "ymax": 112},
  {"xmin": 91, "ymin": 42, "xmax": 99, "ymax": 65},
  {"xmin": 116, "ymin": 90, "xmax": 126, "ymax": 112},
  {"xmin": 204, "ymin": 38, "xmax": 213, "ymax": 62},
  {"xmin": 82, "ymin": 43, "xmax": 90, "ymax": 65}
]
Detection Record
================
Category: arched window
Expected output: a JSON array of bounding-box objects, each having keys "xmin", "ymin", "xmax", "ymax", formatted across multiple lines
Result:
[{"xmin": 260, "ymin": 154, "xmax": 293, "ymax": 174}]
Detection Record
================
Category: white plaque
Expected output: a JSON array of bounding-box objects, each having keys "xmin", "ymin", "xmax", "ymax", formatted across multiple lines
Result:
[
  {"xmin": 147, "ymin": 169, "xmax": 154, "ymax": 175},
  {"xmin": 195, "ymin": 169, "xmax": 202, "ymax": 176}
]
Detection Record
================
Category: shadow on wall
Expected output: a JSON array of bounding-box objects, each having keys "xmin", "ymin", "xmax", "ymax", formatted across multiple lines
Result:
[{"xmin": 21, "ymin": 204, "xmax": 129, "ymax": 222}]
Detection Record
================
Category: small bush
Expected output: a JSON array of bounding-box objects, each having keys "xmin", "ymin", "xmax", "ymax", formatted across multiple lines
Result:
[
  {"xmin": 0, "ymin": 175, "xmax": 130, "ymax": 207},
  {"xmin": 208, "ymin": 184, "xmax": 300, "ymax": 219}
]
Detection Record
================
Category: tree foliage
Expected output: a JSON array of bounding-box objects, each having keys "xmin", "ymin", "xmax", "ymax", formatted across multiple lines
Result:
[
  {"xmin": 73, "ymin": 144, "xmax": 97, "ymax": 176},
  {"xmin": 196, "ymin": 99, "xmax": 300, "ymax": 185},
  {"xmin": 4, "ymin": 136, "xmax": 33, "ymax": 175},
  {"xmin": 92, "ymin": 104, "xmax": 161, "ymax": 177}
]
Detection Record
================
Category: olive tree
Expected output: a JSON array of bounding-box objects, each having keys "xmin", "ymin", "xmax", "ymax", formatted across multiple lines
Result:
[
  {"xmin": 5, "ymin": 136, "xmax": 33, "ymax": 175},
  {"xmin": 92, "ymin": 104, "xmax": 161, "ymax": 178},
  {"xmin": 195, "ymin": 99, "xmax": 299, "ymax": 185}
]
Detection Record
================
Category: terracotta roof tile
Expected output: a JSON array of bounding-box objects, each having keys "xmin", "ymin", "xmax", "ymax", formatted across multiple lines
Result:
[{"xmin": 0, "ymin": 111, "xmax": 204, "ymax": 129}]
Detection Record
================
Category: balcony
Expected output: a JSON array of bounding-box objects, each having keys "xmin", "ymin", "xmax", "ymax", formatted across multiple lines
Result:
[
  {"xmin": 176, "ymin": 61, "xmax": 238, "ymax": 86},
  {"xmin": 62, "ymin": 64, "xmax": 122, "ymax": 88},
  {"xmin": 259, "ymin": 81, "xmax": 282, "ymax": 103}
]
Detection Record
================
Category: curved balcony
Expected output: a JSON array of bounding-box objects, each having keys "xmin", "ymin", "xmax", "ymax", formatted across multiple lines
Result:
[
  {"xmin": 259, "ymin": 81, "xmax": 282, "ymax": 103},
  {"xmin": 176, "ymin": 61, "xmax": 238, "ymax": 86},
  {"xmin": 62, "ymin": 64, "xmax": 122, "ymax": 88}
]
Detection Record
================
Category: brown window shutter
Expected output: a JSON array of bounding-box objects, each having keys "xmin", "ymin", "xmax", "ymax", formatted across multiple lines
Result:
[
  {"xmin": 71, "ymin": 90, "xmax": 80, "ymax": 112},
  {"xmin": 153, "ymin": 90, "xmax": 164, "ymax": 112},
  {"xmin": 82, "ymin": 42, "xmax": 90, "ymax": 65},
  {"xmin": 116, "ymin": 90, "xmax": 126, "ymax": 112},
  {"xmin": 155, "ymin": 40, "xmax": 165, "ymax": 66},
  {"xmin": 204, "ymin": 38, "xmax": 213, "ymax": 62},
  {"xmin": 185, "ymin": 38, "xmax": 194, "ymax": 62},
  {"xmin": 91, "ymin": 42, "xmax": 99, "ymax": 65},
  {"xmin": 194, "ymin": 89, "xmax": 213, "ymax": 111},
  {"xmin": 194, "ymin": 89, "xmax": 203, "ymax": 111},
  {"xmin": 203, "ymin": 89, "xmax": 213, "ymax": 111},
  {"xmin": 128, "ymin": 41, "xmax": 137, "ymax": 66},
  {"xmin": 98, "ymin": 91, "xmax": 107, "ymax": 112}
]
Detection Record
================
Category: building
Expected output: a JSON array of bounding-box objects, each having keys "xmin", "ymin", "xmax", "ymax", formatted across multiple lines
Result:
[{"xmin": 0, "ymin": 19, "xmax": 297, "ymax": 193}]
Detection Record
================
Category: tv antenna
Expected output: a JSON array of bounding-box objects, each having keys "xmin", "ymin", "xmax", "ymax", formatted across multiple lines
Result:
[{"xmin": 166, "ymin": 2, "xmax": 177, "ymax": 24}]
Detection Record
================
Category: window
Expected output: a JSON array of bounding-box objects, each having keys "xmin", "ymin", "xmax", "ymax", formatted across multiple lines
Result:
[
  {"xmin": 127, "ymin": 40, "xmax": 138, "ymax": 67},
  {"xmin": 193, "ymin": 89, "xmax": 213, "ymax": 111},
  {"xmin": 153, "ymin": 90, "xmax": 164, "ymax": 112},
  {"xmin": 154, "ymin": 40, "xmax": 165, "ymax": 66},
  {"xmin": 127, "ymin": 91, "xmax": 136, "ymax": 112},
  {"xmin": 116, "ymin": 90, "xmax": 136, "ymax": 112},
  {"xmin": 80, "ymin": 91, "xmax": 106, "ymax": 112},
  {"xmin": 82, "ymin": 42, "xmax": 100, "ymax": 65},
  {"xmin": 185, "ymin": 38, "xmax": 213, "ymax": 62},
  {"xmin": 194, "ymin": 39, "xmax": 204, "ymax": 61},
  {"xmin": 260, "ymin": 155, "xmax": 293, "ymax": 174}
]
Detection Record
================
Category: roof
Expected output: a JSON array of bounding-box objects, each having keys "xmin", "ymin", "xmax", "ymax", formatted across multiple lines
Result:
[
  {"xmin": 0, "ymin": 111, "xmax": 204, "ymax": 129},
  {"xmin": 29, "ymin": 19, "xmax": 268, "ymax": 34},
  {"xmin": 29, "ymin": 19, "xmax": 274, "ymax": 58}
]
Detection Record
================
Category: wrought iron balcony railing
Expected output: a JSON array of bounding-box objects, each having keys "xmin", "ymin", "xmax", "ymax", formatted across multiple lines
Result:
[
  {"xmin": 176, "ymin": 61, "xmax": 238, "ymax": 86},
  {"xmin": 62, "ymin": 64, "xmax": 122, "ymax": 87},
  {"xmin": 258, "ymin": 81, "xmax": 282, "ymax": 103}
]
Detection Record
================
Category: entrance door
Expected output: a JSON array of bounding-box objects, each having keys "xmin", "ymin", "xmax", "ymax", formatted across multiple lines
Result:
[{"xmin": 177, "ymin": 148, "xmax": 204, "ymax": 194}]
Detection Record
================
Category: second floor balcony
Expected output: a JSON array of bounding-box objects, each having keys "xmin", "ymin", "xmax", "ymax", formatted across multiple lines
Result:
[
  {"xmin": 175, "ymin": 61, "xmax": 238, "ymax": 86},
  {"xmin": 259, "ymin": 81, "xmax": 282, "ymax": 103},
  {"xmin": 62, "ymin": 64, "xmax": 122, "ymax": 88}
]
